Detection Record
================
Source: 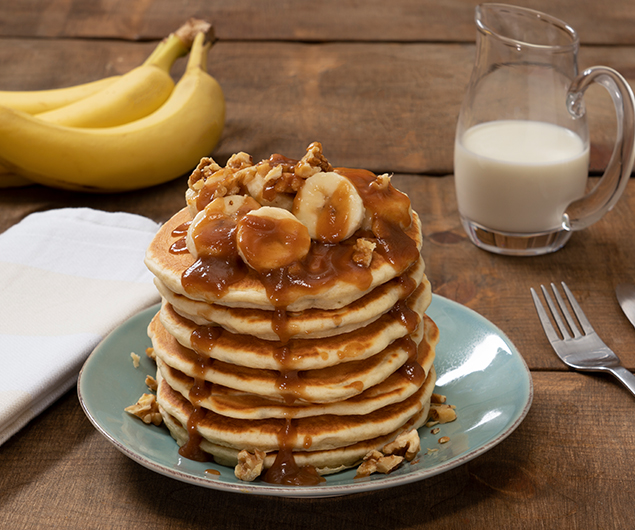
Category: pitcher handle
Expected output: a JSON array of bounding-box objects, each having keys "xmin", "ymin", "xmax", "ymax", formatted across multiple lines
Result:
[{"xmin": 563, "ymin": 66, "xmax": 635, "ymax": 231}]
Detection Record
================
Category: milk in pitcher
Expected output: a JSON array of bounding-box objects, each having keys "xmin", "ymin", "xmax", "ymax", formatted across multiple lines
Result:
[{"xmin": 454, "ymin": 120, "xmax": 589, "ymax": 233}]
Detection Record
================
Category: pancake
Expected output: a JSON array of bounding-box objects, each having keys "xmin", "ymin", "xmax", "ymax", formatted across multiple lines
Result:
[
  {"xmin": 156, "ymin": 365, "xmax": 436, "ymax": 454},
  {"xmin": 144, "ymin": 207, "xmax": 423, "ymax": 313},
  {"xmin": 159, "ymin": 376, "xmax": 434, "ymax": 474},
  {"xmin": 155, "ymin": 313, "xmax": 437, "ymax": 419},
  {"xmin": 149, "ymin": 311, "xmax": 430, "ymax": 403},
  {"xmin": 159, "ymin": 286, "xmax": 430, "ymax": 371},
  {"xmin": 155, "ymin": 257, "xmax": 428, "ymax": 341}
]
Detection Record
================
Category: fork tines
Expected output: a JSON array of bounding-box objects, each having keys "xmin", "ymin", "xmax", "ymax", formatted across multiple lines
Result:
[{"xmin": 531, "ymin": 282, "xmax": 594, "ymax": 342}]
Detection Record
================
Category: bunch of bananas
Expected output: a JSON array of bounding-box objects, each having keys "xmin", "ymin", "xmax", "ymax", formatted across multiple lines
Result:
[{"xmin": 0, "ymin": 18, "xmax": 225, "ymax": 192}]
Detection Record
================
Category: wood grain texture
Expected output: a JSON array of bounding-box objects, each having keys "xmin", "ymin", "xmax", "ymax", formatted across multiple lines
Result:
[
  {"xmin": 1, "ymin": 39, "xmax": 630, "ymax": 175},
  {"xmin": 1, "ymin": 0, "xmax": 634, "ymax": 45}
]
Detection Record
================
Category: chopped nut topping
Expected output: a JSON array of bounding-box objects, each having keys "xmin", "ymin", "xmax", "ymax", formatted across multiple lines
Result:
[
  {"xmin": 145, "ymin": 375, "xmax": 158, "ymax": 392},
  {"xmin": 130, "ymin": 352, "xmax": 140, "ymax": 368},
  {"xmin": 263, "ymin": 164, "xmax": 283, "ymax": 185},
  {"xmin": 431, "ymin": 393, "xmax": 447, "ymax": 404},
  {"xmin": 226, "ymin": 151, "xmax": 253, "ymax": 169},
  {"xmin": 370, "ymin": 173, "xmax": 392, "ymax": 192},
  {"xmin": 352, "ymin": 238, "xmax": 376, "ymax": 268},
  {"xmin": 125, "ymin": 393, "xmax": 162, "ymax": 426},
  {"xmin": 145, "ymin": 347, "xmax": 156, "ymax": 361},
  {"xmin": 438, "ymin": 436, "xmax": 450, "ymax": 444},
  {"xmin": 188, "ymin": 157, "xmax": 222, "ymax": 187},
  {"xmin": 431, "ymin": 427, "xmax": 440, "ymax": 435},
  {"xmin": 295, "ymin": 141, "xmax": 333, "ymax": 178},
  {"xmin": 382, "ymin": 429, "xmax": 421, "ymax": 462},
  {"xmin": 355, "ymin": 450, "xmax": 404, "ymax": 478},
  {"xmin": 428, "ymin": 403, "xmax": 457, "ymax": 424},
  {"xmin": 235, "ymin": 449, "xmax": 266, "ymax": 482}
]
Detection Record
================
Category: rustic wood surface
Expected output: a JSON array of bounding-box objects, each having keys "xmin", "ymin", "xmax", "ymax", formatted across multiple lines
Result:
[{"xmin": 2, "ymin": 1, "xmax": 635, "ymax": 528}]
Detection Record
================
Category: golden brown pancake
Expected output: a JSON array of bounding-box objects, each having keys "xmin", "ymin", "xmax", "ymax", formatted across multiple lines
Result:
[
  {"xmin": 158, "ymin": 287, "xmax": 431, "ymax": 371},
  {"xmin": 159, "ymin": 376, "xmax": 434, "ymax": 474},
  {"xmin": 144, "ymin": 207, "xmax": 423, "ymax": 312},
  {"xmin": 156, "ymin": 365, "xmax": 436, "ymax": 454},
  {"xmin": 155, "ymin": 314, "xmax": 437, "ymax": 419},
  {"xmin": 154, "ymin": 258, "xmax": 428, "ymax": 341},
  {"xmin": 149, "ymin": 311, "xmax": 433, "ymax": 404}
]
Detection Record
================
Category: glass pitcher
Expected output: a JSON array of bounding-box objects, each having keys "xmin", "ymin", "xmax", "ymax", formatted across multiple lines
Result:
[{"xmin": 454, "ymin": 3, "xmax": 635, "ymax": 256}]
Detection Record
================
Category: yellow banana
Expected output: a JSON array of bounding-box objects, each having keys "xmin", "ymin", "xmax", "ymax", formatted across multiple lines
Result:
[
  {"xmin": 0, "ymin": 31, "xmax": 225, "ymax": 192},
  {"xmin": 0, "ymin": 31, "xmax": 188, "ymax": 187},
  {"xmin": 0, "ymin": 18, "xmax": 212, "ymax": 189},
  {"xmin": 35, "ymin": 33, "xmax": 188, "ymax": 128},
  {"xmin": 0, "ymin": 76, "xmax": 120, "ymax": 115}
]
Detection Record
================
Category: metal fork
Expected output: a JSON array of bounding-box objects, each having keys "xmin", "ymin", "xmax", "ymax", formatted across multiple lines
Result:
[{"xmin": 531, "ymin": 282, "xmax": 635, "ymax": 398}]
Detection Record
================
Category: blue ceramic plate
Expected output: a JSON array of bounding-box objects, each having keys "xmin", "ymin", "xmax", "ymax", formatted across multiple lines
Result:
[{"xmin": 78, "ymin": 295, "xmax": 533, "ymax": 498}]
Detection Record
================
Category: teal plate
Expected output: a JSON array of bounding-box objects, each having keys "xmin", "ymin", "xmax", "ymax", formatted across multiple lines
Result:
[{"xmin": 78, "ymin": 295, "xmax": 533, "ymax": 498}]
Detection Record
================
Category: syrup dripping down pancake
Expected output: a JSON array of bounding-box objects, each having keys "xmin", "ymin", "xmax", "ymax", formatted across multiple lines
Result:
[
  {"xmin": 156, "ymin": 365, "xmax": 437, "ymax": 455},
  {"xmin": 159, "ymin": 370, "xmax": 435, "ymax": 475},
  {"xmin": 145, "ymin": 207, "xmax": 423, "ymax": 313},
  {"xmin": 149, "ymin": 311, "xmax": 433, "ymax": 404},
  {"xmin": 155, "ymin": 257, "xmax": 428, "ymax": 341},
  {"xmin": 155, "ymin": 314, "xmax": 437, "ymax": 419}
]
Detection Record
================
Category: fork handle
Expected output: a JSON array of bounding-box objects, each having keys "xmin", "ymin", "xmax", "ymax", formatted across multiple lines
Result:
[{"xmin": 607, "ymin": 365, "xmax": 635, "ymax": 398}]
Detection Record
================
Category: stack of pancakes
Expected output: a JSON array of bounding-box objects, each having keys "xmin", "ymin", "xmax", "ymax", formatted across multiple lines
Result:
[{"xmin": 144, "ymin": 143, "xmax": 439, "ymax": 483}]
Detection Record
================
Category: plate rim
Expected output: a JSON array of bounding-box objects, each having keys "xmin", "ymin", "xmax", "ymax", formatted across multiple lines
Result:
[{"xmin": 78, "ymin": 294, "xmax": 533, "ymax": 498}]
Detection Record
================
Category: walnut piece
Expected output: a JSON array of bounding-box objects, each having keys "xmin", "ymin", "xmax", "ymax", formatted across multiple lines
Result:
[
  {"xmin": 145, "ymin": 375, "xmax": 158, "ymax": 392},
  {"xmin": 352, "ymin": 238, "xmax": 376, "ymax": 268},
  {"xmin": 355, "ymin": 450, "xmax": 403, "ymax": 479},
  {"xmin": 235, "ymin": 449, "xmax": 266, "ymax": 482},
  {"xmin": 130, "ymin": 352, "xmax": 140, "ymax": 368},
  {"xmin": 428, "ymin": 403, "xmax": 457, "ymax": 424},
  {"xmin": 382, "ymin": 429, "xmax": 421, "ymax": 462},
  {"xmin": 295, "ymin": 141, "xmax": 333, "ymax": 178},
  {"xmin": 370, "ymin": 173, "xmax": 392, "ymax": 192},
  {"xmin": 188, "ymin": 157, "xmax": 222, "ymax": 188},
  {"xmin": 226, "ymin": 151, "xmax": 253, "ymax": 169},
  {"xmin": 145, "ymin": 347, "xmax": 156, "ymax": 361},
  {"xmin": 125, "ymin": 393, "xmax": 162, "ymax": 426},
  {"xmin": 431, "ymin": 393, "xmax": 447, "ymax": 404}
]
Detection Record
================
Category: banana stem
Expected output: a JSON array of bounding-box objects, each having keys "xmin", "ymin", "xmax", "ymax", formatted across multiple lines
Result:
[
  {"xmin": 144, "ymin": 33, "xmax": 190, "ymax": 71},
  {"xmin": 186, "ymin": 32, "xmax": 212, "ymax": 74},
  {"xmin": 144, "ymin": 19, "xmax": 213, "ymax": 71}
]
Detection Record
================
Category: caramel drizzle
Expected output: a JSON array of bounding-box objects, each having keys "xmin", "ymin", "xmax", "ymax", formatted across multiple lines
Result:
[
  {"xmin": 177, "ymin": 326, "xmax": 220, "ymax": 462},
  {"xmin": 170, "ymin": 222, "xmax": 191, "ymax": 255},
  {"xmin": 262, "ymin": 418, "xmax": 325, "ymax": 486}
]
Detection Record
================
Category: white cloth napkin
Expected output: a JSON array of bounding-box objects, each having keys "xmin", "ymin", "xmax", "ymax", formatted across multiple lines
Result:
[{"xmin": 0, "ymin": 207, "xmax": 161, "ymax": 445}]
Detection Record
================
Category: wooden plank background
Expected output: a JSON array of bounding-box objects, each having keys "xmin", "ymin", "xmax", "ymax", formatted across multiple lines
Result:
[
  {"xmin": 1, "ymin": 0, "xmax": 635, "ymax": 45},
  {"xmin": 0, "ymin": 41, "xmax": 630, "ymax": 174}
]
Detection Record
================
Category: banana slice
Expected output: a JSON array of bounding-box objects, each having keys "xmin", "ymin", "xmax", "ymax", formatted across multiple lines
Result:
[
  {"xmin": 236, "ymin": 207, "xmax": 311, "ymax": 271},
  {"xmin": 186, "ymin": 195, "xmax": 260, "ymax": 259},
  {"xmin": 292, "ymin": 172, "xmax": 365, "ymax": 243}
]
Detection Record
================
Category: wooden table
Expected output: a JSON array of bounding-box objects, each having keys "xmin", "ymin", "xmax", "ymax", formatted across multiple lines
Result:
[{"xmin": 2, "ymin": 1, "xmax": 635, "ymax": 528}]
